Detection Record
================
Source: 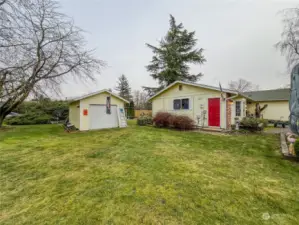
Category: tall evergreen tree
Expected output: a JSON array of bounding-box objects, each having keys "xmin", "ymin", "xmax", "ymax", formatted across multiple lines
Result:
[
  {"xmin": 115, "ymin": 74, "xmax": 132, "ymax": 101},
  {"xmin": 146, "ymin": 15, "xmax": 206, "ymax": 88}
]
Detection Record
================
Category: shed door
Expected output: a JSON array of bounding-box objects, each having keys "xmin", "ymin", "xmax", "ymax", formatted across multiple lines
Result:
[
  {"xmin": 208, "ymin": 98, "xmax": 220, "ymax": 127},
  {"xmin": 89, "ymin": 105, "xmax": 119, "ymax": 130}
]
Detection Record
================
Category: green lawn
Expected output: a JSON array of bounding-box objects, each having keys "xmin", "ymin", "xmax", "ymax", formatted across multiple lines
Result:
[{"xmin": 1, "ymin": 122, "xmax": 299, "ymax": 224}]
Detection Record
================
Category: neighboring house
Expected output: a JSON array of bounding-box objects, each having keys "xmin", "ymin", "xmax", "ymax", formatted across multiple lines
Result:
[
  {"xmin": 242, "ymin": 89, "xmax": 290, "ymax": 121},
  {"xmin": 69, "ymin": 89, "xmax": 129, "ymax": 131},
  {"xmin": 149, "ymin": 81, "xmax": 290, "ymax": 130}
]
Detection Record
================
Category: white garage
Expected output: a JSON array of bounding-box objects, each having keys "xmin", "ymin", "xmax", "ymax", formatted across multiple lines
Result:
[{"xmin": 69, "ymin": 90, "xmax": 129, "ymax": 131}]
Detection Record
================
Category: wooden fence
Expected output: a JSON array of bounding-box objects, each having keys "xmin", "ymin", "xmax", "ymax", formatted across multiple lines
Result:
[{"xmin": 135, "ymin": 110, "xmax": 152, "ymax": 118}]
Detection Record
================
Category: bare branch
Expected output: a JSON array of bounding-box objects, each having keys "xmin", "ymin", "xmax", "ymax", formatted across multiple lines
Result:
[
  {"xmin": 0, "ymin": 0, "xmax": 105, "ymax": 126},
  {"xmin": 276, "ymin": 7, "xmax": 299, "ymax": 68},
  {"xmin": 228, "ymin": 79, "xmax": 259, "ymax": 93}
]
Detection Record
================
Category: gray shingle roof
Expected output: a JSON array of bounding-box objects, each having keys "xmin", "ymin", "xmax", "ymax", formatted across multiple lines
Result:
[{"xmin": 242, "ymin": 89, "xmax": 290, "ymax": 101}]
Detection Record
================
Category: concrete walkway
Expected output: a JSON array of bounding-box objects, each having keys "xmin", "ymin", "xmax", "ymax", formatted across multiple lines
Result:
[{"xmin": 264, "ymin": 127, "xmax": 289, "ymax": 134}]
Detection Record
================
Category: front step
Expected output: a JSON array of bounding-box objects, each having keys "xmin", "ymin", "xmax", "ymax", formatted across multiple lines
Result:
[{"xmin": 198, "ymin": 127, "xmax": 223, "ymax": 132}]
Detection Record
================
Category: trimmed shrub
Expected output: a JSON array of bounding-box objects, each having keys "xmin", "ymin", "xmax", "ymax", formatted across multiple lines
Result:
[
  {"xmin": 294, "ymin": 140, "xmax": 299, "ymax": 156},
  {"xmin": 171, "ymin": 115, "xmax": 195, "ymax": 130},
  {"xmin": 153, "ymin": 112, "xmax": 172, "ymax": 128},
  {"xmin": 259, "ymin": 119, "xmax": 268, "ymax": 127},
  {"xmin": 153, "ymin": 112, "xmax": 195, "ymax": 130},
  {"xmin": 137, "ymin": 115, "xmax": 152, "ymax": 126},
  {"xmin": 240, "ymin": 117, "xmax": 266, "ymax": 131}
]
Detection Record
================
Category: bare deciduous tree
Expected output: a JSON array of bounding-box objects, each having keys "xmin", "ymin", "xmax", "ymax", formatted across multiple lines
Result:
[
  {"xmin": 0, "ymin": 0, "xmax": 104, "ymax": 126},
  {"xmin": 133, "ymin": 90, "xmax": 151, "ymax": 110},
  {"xmin": 276, "ymin": 7, "xmax": 299, "ymax": 68},
  {"xmin": 228, "ymin": 79, "xmax": 259, "ymax": 93}
]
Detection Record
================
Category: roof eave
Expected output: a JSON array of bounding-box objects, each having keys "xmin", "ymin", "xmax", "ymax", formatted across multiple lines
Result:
[
  {"xmin": 252, "ymin": 99, "xmax": 289, "ymax": 102},
  {"xmin": 148, "ymin": 81, "xmax": 238, "ymax": 101},
  {"xmin": 70, "ymin": 89, "xmax": 130, "ymax": 104}
]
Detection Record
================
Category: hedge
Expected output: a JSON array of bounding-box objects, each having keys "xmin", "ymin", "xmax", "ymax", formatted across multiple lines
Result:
[
  {"xmin": 5, "ymin": 113, "xmax": 51, "ymax": 125},
  {"xmin": 153, "ymin": 112, "xmax": 195, "ymax": 130},
  {"xmin": 137, "ymin": 115, "xmax": 152, "ymax": 126}
]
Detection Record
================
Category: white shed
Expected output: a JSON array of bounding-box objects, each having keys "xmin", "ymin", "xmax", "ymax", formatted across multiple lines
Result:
[{"xmin": 69, "ymin": 90, "xmax": 129, "ymax": 131}]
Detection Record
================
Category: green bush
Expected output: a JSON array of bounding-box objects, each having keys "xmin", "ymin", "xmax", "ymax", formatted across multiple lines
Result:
[
  {"xmin": 259, "ymin": 119, "xmax": 268, "ymax": 127},
  {"xmin": 294, "ymin": 140, "xmax": 299, "ymax": 157},
  {"xmin": 137, "ymin": 115, "xmax": 152, "ymax": 126},
  {"xmin": 13, "ymin": 100, "xmax": 69, "ymax": 121},
  {"xmin": 240, "ymin": 117, "xmax": 267, "ymax": 131},
  {"xmin": 5, "ymin": 113, "xmax": 51, "ymax": 125}
]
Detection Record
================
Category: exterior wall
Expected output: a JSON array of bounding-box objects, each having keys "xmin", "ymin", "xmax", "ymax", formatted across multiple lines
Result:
[
  {"xmin": 247, "ymin": 101, "xmax": 289, "ymax": 121},
  {"xmin": 69, "ymin": 101, "xmax": 80, "ymax": 128},
  {"xmin": 78, "ymin": 92, "xmax": 125, "ymax": 131},
  {"xmin": 151, "ymin": 83, "xmax": 228, "ymax": 129}
]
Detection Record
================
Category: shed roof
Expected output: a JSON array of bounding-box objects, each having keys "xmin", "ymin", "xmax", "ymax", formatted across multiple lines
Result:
[
  {"xmin": 148, "ymin": 81, "xmax": 238, "ymax": 101},
  {"xmin": 70, "ymin": 89, "xmax": 130, "ymax": 103},
  {"xmin": 242, "ymin": 89, "xmax": 290, "ymax": 102}
]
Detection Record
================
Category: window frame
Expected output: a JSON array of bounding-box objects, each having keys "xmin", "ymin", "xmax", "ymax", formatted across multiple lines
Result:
[
  {"xmin": 173, "ymin": 99, "xmax": 181, "ymax": 110},
  {"xmin": 173, "ymin": 98, "xmax": 190, "ymax": 110},
  {"xmin": 235, "ymin": 101, "xmax": 241, "ymax": 117},
  {"xmin": 181, "ymin": 98, "xmax": 189, "ymax": 110}
]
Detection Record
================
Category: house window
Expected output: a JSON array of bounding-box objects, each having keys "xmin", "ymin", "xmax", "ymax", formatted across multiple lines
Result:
[
  {"xmin": 235, "ymin": 101, "xmax": 241, "ymax": 117},
  {"xmin": 182, "ymin": 99, "xmax": 189, "ymax": 109},
  {"xmin": 106, "ymin": 96, "xmax": 111, "ymax": 114},
  {"xmin": 179, "ymin": 85, "xmax": 183, "ymax": 91},
  {"xmin": 173, "ymin": 99, "xmax": 181, "ymax": 110},
  {"xmin": 173, "ymin": 99, "xmax": 189, "ymax": 110}
]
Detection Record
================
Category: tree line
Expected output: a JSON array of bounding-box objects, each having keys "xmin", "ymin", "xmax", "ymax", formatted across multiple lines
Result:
[{"xmin": 114, "ymin": 74, "xmax": 151, "ymax": 110}]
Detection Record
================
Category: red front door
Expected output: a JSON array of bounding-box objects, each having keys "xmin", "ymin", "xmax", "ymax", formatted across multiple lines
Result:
[{"xmin": 208, "ymin": 98, "xmax": 220, "ymax": 127}]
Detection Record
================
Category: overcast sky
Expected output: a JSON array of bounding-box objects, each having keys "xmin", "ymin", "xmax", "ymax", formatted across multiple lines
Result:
[{"xmin": 59, "ymin": 0, "xmax": 297, "ymax": 99}]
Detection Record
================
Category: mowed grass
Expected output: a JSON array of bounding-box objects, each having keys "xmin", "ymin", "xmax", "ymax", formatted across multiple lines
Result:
[{"xmin": 1, "ymin": 122, "xmax": 299, "ymax": 225}]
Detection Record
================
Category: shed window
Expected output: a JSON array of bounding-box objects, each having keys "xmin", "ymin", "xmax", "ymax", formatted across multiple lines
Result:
[
  {"xmin": 182, "ymin": 99, "xmax": 189, "ymax": 109},
  {"xmin": 173, "ymin": 99, "xmax": 189, "ymax": 110},
  {"xmin": 179, "ymin": 85, "xmax": 183, "ymax": 91},
  {"xmin": 235, "ymin": 101, "xmax": 241, "ymax": 117},
  {"xmin": 173, "ymin": 99, "xmax": 181, "ymax": 110}
]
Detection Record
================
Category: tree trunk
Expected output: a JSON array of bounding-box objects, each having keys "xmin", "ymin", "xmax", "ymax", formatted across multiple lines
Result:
[{"xmin": 0, "ymin": 113, "xmax": 6, "ymax": 127}]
